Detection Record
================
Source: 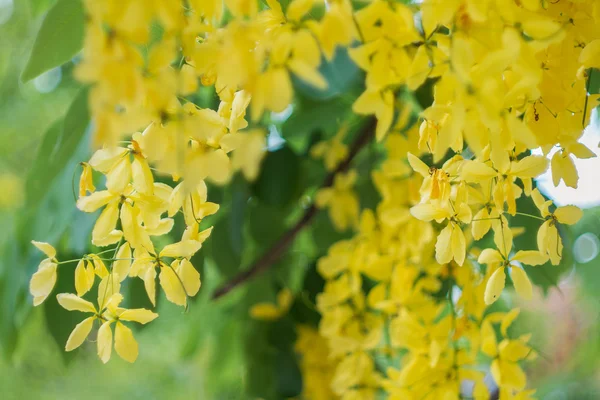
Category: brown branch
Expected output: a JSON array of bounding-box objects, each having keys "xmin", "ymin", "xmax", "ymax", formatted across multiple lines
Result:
[{"xmin": 211, "ymin": 117, "xmax": 376, "ymax": 300}]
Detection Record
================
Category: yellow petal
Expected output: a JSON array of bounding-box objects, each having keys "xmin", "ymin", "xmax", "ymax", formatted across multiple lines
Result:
[
  {"xmin": 30, "ymin": 261, "xmax": 57, "ymax": 306},
  {"xmin": 31, "ymin": 241, "xmax": 56, "ymax": 259},
  {"xmin": 510, "ymin": 267, "xmax": 532, "ymax": 300},
  {"xmin": 579, "ymin": 39, "xmax": 600, "ymax": 68},
  {"xmin": 451, "ymin": 225, "xmax": 466, "ymax": 266},
  {"xmin": 160, "ymin": 240, "xmax": 202, "ymax": 259},
  {"xmin": 118, "ymin": 309, "xmax": 158, "ymax": 324},
  {"xmin": 435, "ymin": 224, "xmax": 453, "ymax": 264},
  {"xmin": 460, "ymin": 161, "xmax": 497, "ymax": 182},
  {"xmin": 97, "ymin": 274, "xmax": 121, "ymax": 310},
  {"xmin": 552, "ymin": 152, "xmax": 578, "ymax": 188},
  {"xmin": 510, "ymin": 156, "xmax": 548, "ymax": 178},
  {"xmin": 88, "ymin": 147, "xmax": 128, "ymax": 172},
  {"xmin": 92, "ymin": 202, "xmax": 120, "ymax": 246},
  {"xmin": 175, "ymin": 258, "xmax": 201, "ymax": 297},
  {"xmin": 131, "ymin": 155, "xmax": 154, "ymax": 195},
  {"xmin": 496, "ymin": 359, "xmax": 527, "ymax": 390},
  {"xmin": 500, "ymin": 308, "xmax": 520, "ymax": 337},
  {"xmin": 472, "ymin": 208, "xmax": 492, "ymax": 240},
  {"xmin": 484, "ymin": 267, "xmax": 506, "ymax": 305},
  {"xmin": 77, "ymin": 191, "xmax": 115, "ymax": 212},
  {"xmin": 407, "ymin": 153, "xmax": 430, "ymax": 177},
  {"xmin": 114, "ymin": 322, "xmax": 139, "ymax": 363},
  {"xmin": 65, "ymin": 317, "xmax": 94, "ymax": 351},
  {"xmin": 105, "ymin": 157, "xmax": 131, "ymax": 194},
  {"xmin": 499, "ymin": 339, "xmax": 531, "ymax": 362},
  {"xmin": 480, "ymin": 320, "xmax": 498, "ymax": 357},
  {"xmin": 493, "ymin": 217, "xmax": 513, "ymax": 257},
  {"xmin": 511, "ymin": 250, "xmax": 548, "ymax": 266},
  {"xmin": 97, "ymin": 321, "xmax": 113, "ymax": 364},
  {"xmin": 75, "ymin": 260, "xmax": 94, "ymax": 297},
  {"xmin": 159, "ymin": 266, "xmax": 187, "ymax": 306},
  {"xmin": 249, "ymin": 303, "xmax": 281, "ymax": 320},
  {"xmin": 277, "ymin": 288, "xmax": 293, "ymax": 311},
  {"xmin": 410, "ymin": 203, "xmax": 448, "ymax": 222},
  {"xmin": 56, "ymin": 293, "xmax": 96, "ymax": 313},
  {"xmin": 554, "ymin": 205, "xmax": 582, "ymax": 225},
  {"xmin": 143, "ymin": 266, "xmax": 157, "ymax": 306},
  {"xmin": 113, "ymin": 243, "xmax": 132, "ymax": 282},
  {"xmin": 478, "ymin": 248, "xmax": 504, "ymax": 265}
]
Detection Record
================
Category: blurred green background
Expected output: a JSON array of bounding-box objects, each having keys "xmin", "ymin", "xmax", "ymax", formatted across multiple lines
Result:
[{"xmin": 1, "ymin": 1, "xmax": 600, "ymax": 399}]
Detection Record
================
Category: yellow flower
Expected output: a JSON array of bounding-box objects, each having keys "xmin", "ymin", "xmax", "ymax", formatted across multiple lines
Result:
[
  {"xmin": 130, "ymin": 240, "xmax": 204, "ymax": 307},
  {"xmin": 479, "ymin": 241, "xmax": 548, "ymax": 305},
  {"xmin": 29, "ymin": 241, "xmax": 58, "ymax": 306},
  {"xmin": 481, "ymin": 312, "xmax": 534, "ymax": 392},
  {"xmin": 315, "ymin": 170, "xmax": 360, "ymax": 231},
  {"xmin": 249, "ymin": 288, "xmax": 294, "ymax": 321},
  {"xmin": 310, "ymin": 126, "xmax": 349, "ymax": 171},
  {"xmin": 57, "ymin": 284, "xmax": 157, "ymax": 363},
  {"xmin": 532, "ymin": 189, "xmax": 583, "ymax": 265}
]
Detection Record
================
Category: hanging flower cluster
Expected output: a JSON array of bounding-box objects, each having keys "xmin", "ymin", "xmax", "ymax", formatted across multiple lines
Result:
[{"xmin": 26, "ymin": 1, "xmax": 599, "ymax": 397}]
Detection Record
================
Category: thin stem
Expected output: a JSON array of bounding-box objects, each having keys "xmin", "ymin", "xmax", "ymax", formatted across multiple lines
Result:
[{"xmin": 511, "ymin": 211, "xmax": 545, "ymax": 221}]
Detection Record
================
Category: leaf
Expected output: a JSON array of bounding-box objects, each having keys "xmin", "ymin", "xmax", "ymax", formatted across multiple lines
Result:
[
  {"xmin": 282, "ymin": 97, "xmax": 355, "ymax": 154},
  {"xmin": 248, "ymin": 203, "xmax": 287, "ymax": 249},
  {"xmin": 252, "ymin": 146, "xmax": 301, "ymax": 208},
  {"xmin": 588, "ymin": 68, "xmax": 600, "ymax": 95},
  {"xmin": 25, "ymin": 86, "xmax": 89, "ymax": 208},
  {"xmin": 274, "ymin": 346, "xmax": 303, "ymax": 398},
  {"xmin": 28, "ymin": 0, "xmax": 58, "ymax": 17},
  {"xmin": 210, "ymin": 213, "xmax": 243, "ymax": 278},
  {"xmin": 294, "ymin": 47, "xmax": 363, "ymax": 101},
  {"xmin": 0, "ymin": 240, "xmax": 23, "ymax": 359},
  {"xmin": 21, "ymin": 0, "xmax": 85, "ymax": 82}
]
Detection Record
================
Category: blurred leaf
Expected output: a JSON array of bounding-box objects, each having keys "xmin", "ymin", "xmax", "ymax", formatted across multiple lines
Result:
[
  {"xmin": 210, "ymin": 213, "xmax": 243, "ymax": 278},
  {"xmin": 0, "ymin": 240, "xmax": 21, "ymax": 359},
  {"xmin": 274, "ymin": 343, "xmax": 303, "ymax": 398},
  {"xmin": 28, "ymin": 0, "xmax": 58, "ymax": 17},
  {"xmin": 21, "ymin": 0, "xmax": 84, "ymax": 82},
  {"xmin": 294, "ymin": 47, "xmax": 362, "ymax": 101},
  {"xmin": 252, "ymin": 146, "xmax": 301, "ymax": 208},
  {"xmin": 282, "ymin": 97, "xmax": 353, "ymax": 154},
  {"xmin": 248, "ymin": 203, "xmax": 286, "ymax": 249},
  {"xmin": 275, "ymin": 253, "xmax": 310, "ymax": 294},
  {"xmin": 312, "ymin": 211, "xmax": 353, "ymax": 255},
  {"xmin": 25, "ymin": 86, "xmax": 89, "ymax": 209},
  {"xmin": 588, "ymin": 68, "xmax": 600, "ymax": 95}
]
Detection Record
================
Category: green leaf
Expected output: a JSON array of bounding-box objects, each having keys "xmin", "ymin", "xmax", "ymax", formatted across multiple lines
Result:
[
  {"xmin": 25, "ymin": 86, "xmax": 89, "ymax": 208},
  {"xmin": 282, "ymin": 96, "xmax": 358, "ymax": 154},
  {"xmin": 28, "ymin": 0, "xmax": 58, "ymax": 17},
  {"xmin": 0, "ymin": 240, "xmax": 22, "ymax": 359},
  {"xmin": 588, "ymin": 68, "xmax": 600, "ymax": 95},
  {"xmin": 252, "ymin": 146, "xmax": 301, "ymax": 208},
  {"xmin": 210, "ymin": 213, "xmax": 243, "ymax": 277},
  {"xmin": 248, "ymin": 203, "xmax": 287, "ymax": 249},
  {"xmin": 294, "ymin": 47, "xmax": 362, "ymax": 101},
  {"xmin": 21, "ymin": 0, "xmax": 85, "ymax": 82}
]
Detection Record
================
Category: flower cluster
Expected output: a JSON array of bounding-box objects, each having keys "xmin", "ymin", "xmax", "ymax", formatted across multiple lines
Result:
[{"xmin": 26, "ymin": 1, "xmax": 599, "ymax": 397}]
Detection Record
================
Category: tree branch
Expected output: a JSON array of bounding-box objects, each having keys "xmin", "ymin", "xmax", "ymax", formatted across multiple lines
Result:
[{"xmin": 211, "ymin": 117, "xmax": 376, "ymax": 300}]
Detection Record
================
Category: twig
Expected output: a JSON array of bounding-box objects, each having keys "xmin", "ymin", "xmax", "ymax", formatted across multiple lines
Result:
[{"xmin": 211, "ymin": 117, "xmax": 377, "ymax": 299}]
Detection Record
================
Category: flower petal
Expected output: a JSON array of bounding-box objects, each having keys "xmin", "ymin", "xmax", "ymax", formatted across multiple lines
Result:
[{"xmin": 65, "ymin": 317, "xmax": 94, "ymax": 351}]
